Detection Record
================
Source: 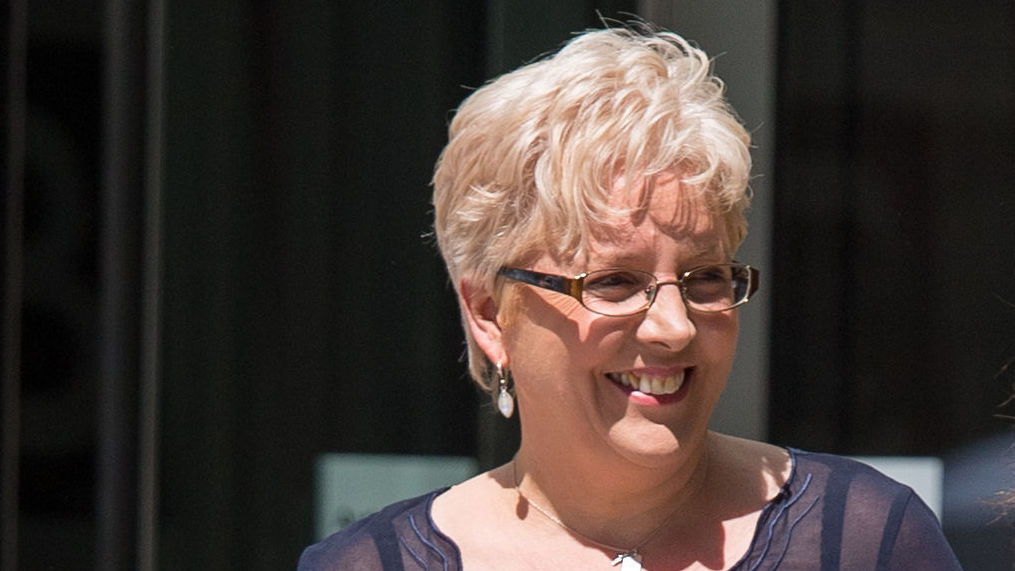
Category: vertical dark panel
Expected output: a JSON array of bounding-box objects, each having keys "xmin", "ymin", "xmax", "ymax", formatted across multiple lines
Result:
[
  {"xmin": 161, "ymin": 4, "xmax": 255, "ymax": 566},
  {"xmin": 771, "ymin": 0, "xmax": 863, "ymax": 451},
  {"xmin": 2, "ymin": 1, "xmax": 27, "ymax": 569},
  {"xmin": 98, "ymin": 0, "xmax": 141, "ymax": 565},
  {"xmin": 98, "ymin": 0, "xmax": 162, "ymax": 568},
  {"xmin": 137, "ymin": 1, "xmax": 165, "ymax": 569},
  {"xmin": 17, "ymin": 3, "xmax": 103, "ymax": 569}
]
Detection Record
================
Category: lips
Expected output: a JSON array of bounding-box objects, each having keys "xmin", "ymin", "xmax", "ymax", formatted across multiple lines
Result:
[{"xmin": 607, "ymin": 370, "xmax": 686, "ymax": 396}]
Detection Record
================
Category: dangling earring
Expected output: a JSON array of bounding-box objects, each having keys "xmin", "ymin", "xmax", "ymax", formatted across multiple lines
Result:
[{"xmin": 495, "ymin": 361, "xmax": 514, "ymax": 418}]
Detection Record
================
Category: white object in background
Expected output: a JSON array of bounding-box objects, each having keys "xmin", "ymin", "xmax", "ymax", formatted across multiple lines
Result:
[
  {"xmin": 314, "ymin": 453, "xmax": 478, "ymax": 540},
  {"xmin": 852, "ymin": 456, "xmax": 944, "ymax": 521}
]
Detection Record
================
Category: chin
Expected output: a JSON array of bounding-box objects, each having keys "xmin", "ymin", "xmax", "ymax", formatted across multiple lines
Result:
[{"xmin": 607, "ymin": 421, "xmax": 687, "ymax": 464}]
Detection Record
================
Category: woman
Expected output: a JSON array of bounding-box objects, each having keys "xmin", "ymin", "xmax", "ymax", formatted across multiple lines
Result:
[{"xmin": 300, "ymin": 26, "xmax": 960, "ymax": 570}]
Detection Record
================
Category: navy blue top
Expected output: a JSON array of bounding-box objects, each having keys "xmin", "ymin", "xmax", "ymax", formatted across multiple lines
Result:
[{"xmin": 298, "ymin": 449, "xmax": 962, "ymax": 570}]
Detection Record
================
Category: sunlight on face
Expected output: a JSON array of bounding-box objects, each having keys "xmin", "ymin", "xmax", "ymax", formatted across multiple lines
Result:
[{"xmin": 503, "ymin": 171, "xmax": 740, "ymax": 469}]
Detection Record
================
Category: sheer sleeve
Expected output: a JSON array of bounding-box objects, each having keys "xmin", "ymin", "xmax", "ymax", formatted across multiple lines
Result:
[
  {"xmin": 297, "ymin": 490, "xmax": 461, "ymax": 571},
  {"xmin": 298, "ymin": 521, "xmax": 387, "ymax": 570},
  {"xmin": 776, "ymin": 450, "xmax": 962, "ymax": 571},
  {"xmin": 875, "ymin": 490, "xmax": 963, "ymax": 570}
]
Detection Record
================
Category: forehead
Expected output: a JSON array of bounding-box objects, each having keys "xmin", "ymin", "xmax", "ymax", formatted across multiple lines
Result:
[{"xmin": 585, "ymin": 172, "xmax": 725, "ymax": 260}]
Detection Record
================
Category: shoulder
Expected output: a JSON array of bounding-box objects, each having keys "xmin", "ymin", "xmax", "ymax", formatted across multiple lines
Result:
[
  {"xmin": 297, "ymin": 489, "xmax": 459, "ymax": 571},
  {"xmin": 787, "ymin": 448, "xmax": 915, "ymax": 500},
  {"xmin": 780, "ymin": 449, "xmax": 961, "ymax": 569},
  {"xmin": 783, "ymin": 448, "xmax": 922, "ymax": 518},
  {"xmin": 709, "ymin": 433, "xmax": 793, "ymax": 500}
]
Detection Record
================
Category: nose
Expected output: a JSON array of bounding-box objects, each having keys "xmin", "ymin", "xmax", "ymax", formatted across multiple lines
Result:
[{"xmin": 635, "ymin": 281, "xmax": 696, "ymax": 351}]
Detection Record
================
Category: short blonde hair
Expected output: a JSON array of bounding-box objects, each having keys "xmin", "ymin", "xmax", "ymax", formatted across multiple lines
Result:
[{"xmin": 432, "ymin": 26, "xmax": 753, "ymax": 387}]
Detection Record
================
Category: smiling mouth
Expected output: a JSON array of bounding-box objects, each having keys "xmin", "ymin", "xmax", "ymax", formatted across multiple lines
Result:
[{"xmin": 607, "ymin": 371, "xmax": 686, "ymax": 396}]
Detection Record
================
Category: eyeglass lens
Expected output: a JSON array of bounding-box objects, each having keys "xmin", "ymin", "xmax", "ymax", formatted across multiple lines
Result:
[{"xmin": 581, "ymin": 265, "xmax": 750, "ymax": 315}]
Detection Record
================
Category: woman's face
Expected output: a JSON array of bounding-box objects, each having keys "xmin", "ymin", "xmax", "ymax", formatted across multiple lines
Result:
[{"xmin": 501, "ymin": 173, "xmax": 740, "ymax": 467}]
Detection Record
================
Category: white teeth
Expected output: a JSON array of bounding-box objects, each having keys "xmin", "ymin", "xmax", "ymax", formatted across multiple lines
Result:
[
  {"xmin": 610, "ymin": 371, "xmax": 685, "ymax": 395},
  {"xmin": 639, "ymin": 376, "xmax": 653, "ymax": 393},
  {"xmin": 652, "ymin": 377, "xmax": 666, "ymax": 394}
]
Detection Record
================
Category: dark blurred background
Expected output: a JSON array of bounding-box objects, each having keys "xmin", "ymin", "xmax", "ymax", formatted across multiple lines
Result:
[{"xmin": 2, "ymin": 1, "xmax": 1014, "ymax": 569}]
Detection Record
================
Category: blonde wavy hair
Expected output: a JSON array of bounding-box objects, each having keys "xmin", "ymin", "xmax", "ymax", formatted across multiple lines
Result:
[{"xmin": 432, "ymin": 26, "xmax": 753, "ymax": 388}]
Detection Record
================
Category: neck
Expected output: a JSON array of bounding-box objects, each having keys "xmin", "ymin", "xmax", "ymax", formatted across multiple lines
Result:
[{"xmin": 510, "ymin": 431, "xmax": 713, "ymax": 549}]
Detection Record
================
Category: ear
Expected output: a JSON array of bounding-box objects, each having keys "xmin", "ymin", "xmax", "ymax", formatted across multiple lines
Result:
[{"xmin": 459, "ymin": 278, "xmax": 507, "ymax": 366}]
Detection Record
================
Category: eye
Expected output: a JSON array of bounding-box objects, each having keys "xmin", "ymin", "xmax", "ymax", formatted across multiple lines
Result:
[
  {"xmin": 684, "ymin": 265, "xmax": 732, "ymax": 284},
  {"xmin": 583, "ymin": 270, "xmax": 652, "ymax": 301},
  {"xmin": 683, "ymin": 265, "xmax": 736, "ymax": 304}
]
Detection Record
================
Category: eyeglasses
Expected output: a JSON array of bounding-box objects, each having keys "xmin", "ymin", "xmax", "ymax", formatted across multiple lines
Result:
[{"xmin": 497, "ymin": 263, "xmax": 759, "ymax": 317}]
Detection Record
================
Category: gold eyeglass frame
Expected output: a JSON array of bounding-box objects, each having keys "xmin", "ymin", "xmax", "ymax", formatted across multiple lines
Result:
[{"xmin": 497, "ymin": 263, "xmax": 760, "ymax": 317}]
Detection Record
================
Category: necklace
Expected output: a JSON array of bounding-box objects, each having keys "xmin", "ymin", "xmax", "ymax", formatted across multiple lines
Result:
[{"xmin": 511, "ymin": 461, "xmax": 677, "ymax": 571}]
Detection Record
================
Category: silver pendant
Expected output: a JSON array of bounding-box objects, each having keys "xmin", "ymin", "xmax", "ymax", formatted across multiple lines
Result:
[
  {"xmin": 497, "ymin": 386, "xmax": 514, "ymax": 418},
  {"xmin": 612, "ymin": 551, "xmax": 642, "ymax": 571}
]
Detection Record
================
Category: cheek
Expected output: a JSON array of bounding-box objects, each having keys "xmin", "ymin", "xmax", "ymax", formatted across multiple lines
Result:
[
  {"xmin": 499, "ymin": 292, "xmax": 569, "ymax": 369},
  {"xmin": 695, "ymin": 312, "xmax": 740, "ymax": 356},
  {"xmin": 502, "ymin": 289, "xmax": 618, "ymax": 373}
]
